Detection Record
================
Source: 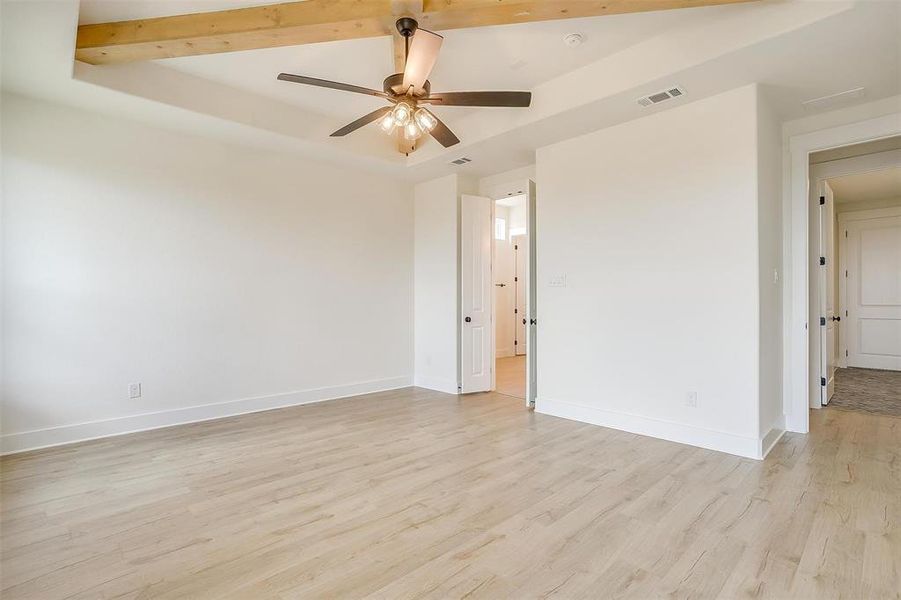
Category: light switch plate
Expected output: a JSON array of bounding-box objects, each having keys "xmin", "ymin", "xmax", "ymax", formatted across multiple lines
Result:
[
  {"xmin": 548, "ymin": 274, "xmax": 567, "ymax": 287},
  {"xmin": 128, "ymin": 383, "xmax": 142, "ymax": 399}
]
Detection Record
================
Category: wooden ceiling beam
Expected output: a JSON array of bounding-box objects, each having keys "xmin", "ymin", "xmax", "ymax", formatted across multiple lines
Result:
[{"xmin": 75, "ymin": 0, "xmax": 755, "ymax": 65}]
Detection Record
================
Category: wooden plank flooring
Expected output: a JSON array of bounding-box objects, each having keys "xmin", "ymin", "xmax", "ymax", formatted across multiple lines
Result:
[
  {"xmin": 495, "ymin": 355, "xmax": 526, "ymax": 399},
  {"xmin": 2, "ymin": 388, "xmax": 900, "ymax": 599}
]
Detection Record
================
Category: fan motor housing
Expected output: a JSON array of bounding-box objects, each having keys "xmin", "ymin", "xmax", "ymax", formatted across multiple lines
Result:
[{"xmin": 383, "ymin": 73, "xmax": 430, "ymax": 98}]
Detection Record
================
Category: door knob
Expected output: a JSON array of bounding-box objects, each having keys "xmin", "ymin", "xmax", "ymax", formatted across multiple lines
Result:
[
  {"xmin": 465, "ymin": 316, "xmax": 471, "ymax": 323},
  {"xmin": 831, "ymin": 316, "xmax": 841, "ymax": 322}
]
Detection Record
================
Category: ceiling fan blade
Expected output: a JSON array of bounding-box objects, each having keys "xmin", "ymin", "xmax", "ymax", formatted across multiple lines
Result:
[
  {"xmin": 402, "ymin": 28, "xmax": 443, "ymax": 96},
  {"xmin": 330, "ymin": 107, "xmax": 393, "ymax": 137},
  {"xmin": 426, "ymin": 110, "xmax": 460, "ymax": 148},
  {"xmin": 424, "ymin": 91, "xmax": 532, "ymax": 107},
  {"xmin": 278, "ymin": 73, "xmax": 389, "ymax": 99}
]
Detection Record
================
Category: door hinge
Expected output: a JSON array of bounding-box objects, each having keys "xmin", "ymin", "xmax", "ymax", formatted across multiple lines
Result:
[
  {"xmin": 820, "ymin": 317, "xmax": 826, "ymax": 326},
  {"xmin": 845, "ymin": 230, "xmax": 848, "ymax": 238},
  {"xmin": 514, "ymin": 340, "xmax": 518, "ymax": 345},
  {"xmin": 514, "ymin": 276, "xmax": 518, "ymax": 282},
  {"xmin": 530, "ymin": 319, "xmax": 537, "ymax": 325},
  {"xmin": 514, "ymin": 244, "xmax": 518, "ymax": 250},
  {"xmin": 820, "ymin": 377, "xmax": 826, "ymax": 387},
  {"xmin": 845, "ymin": 270, "xmax": 848, "ymax": 278},
  {"xmin": 845, "ymin": 349, "xmax": 848, "ymax": 357},
  {"xmin": 845, "ymin": 310, "xmax": 848, "ymax": 317},
  {"xmin": 819, "ymin": 256, "xmax": 826, "ymax": 266},
  {"xmin": 514, "ymin": 308, "xmax": 518, "ymax": 314},
  {"xmin": 819, "ymin": 196, "xmax": 825, "ymax": 205}
]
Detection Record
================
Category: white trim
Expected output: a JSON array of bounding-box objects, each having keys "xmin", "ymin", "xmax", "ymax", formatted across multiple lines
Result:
[
  {"xmin": 538, "ymin": 398, "xmax": 775, "ymax": 459},
  {"xmin": 784, "ymin": 112, "xmax": 901, "ymax": 434},
  {"xmin": 413, "ymin": 374, "xmax": 459, "ymax": 395},
  {"xmin": 760, "ymin": 426, "xmax": 786, "ymax": 459},
  {"xmin": 1, "ymin": 376, "xmax": 412, "ymax": 455}
]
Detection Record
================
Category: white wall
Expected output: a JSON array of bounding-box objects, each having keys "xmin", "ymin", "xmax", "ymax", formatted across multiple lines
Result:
[
  {"xmin": 479, "ymin": 166, "xmax": 536, "ymax": 198},
  {"xmin": 756, "ymin": 87, "xmax": 784, "ymax": 446},
  {"xmin": 1, "ymin": 93, "xmax": 414, "ymax": 453},
  {"xmin": 413, "ymin": 175, "xmax": 459, "ymax": 393},
  {"xmin": 536, "ymin": 85, "xmax": 772, "ymax": 458}
]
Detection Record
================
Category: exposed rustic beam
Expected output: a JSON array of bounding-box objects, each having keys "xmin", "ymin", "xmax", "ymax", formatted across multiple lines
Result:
[
  {"xmin": 75, "ymin": 0, "xmax": 755, "ymax": 65},
  {"xmin": 76, "ymin": 0, "xmax": 395, "ymax": 65}
]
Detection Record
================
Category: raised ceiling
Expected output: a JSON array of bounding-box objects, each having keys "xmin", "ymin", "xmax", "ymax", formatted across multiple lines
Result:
[
  {"xmin": 76, "ymin": 1, "xmax": 700, "ymax": 121},
  {"xmin": 2, "ymin": 0, "xmax": 899, "ymax": 180}
]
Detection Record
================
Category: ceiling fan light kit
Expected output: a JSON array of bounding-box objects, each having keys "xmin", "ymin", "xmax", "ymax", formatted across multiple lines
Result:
[{"xmin": 277, "ymin": 18, "xmax": 532, "ymax": 155}]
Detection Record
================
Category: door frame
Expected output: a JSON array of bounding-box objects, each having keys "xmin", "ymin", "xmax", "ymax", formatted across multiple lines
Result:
[
  {"xmin": 808, "ymin": 149, "xmax": 901, "ymax": 407},
  {"xmin": 785, "ymin": 113, "xmax": 901, "ymax": 434},
  {"xmin": 485, "ymin": 178, "xmax": 537, "ymax": 407}
]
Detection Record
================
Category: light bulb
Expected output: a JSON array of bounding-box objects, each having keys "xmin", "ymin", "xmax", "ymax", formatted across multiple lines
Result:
[
  {"xmin": 379, "ymin": 113, "xmax": 395, "ymax": 132},
  {"xmin": 393, "ymin": 102, "xmax": 412, "ymax": 126},
  {"xmin": 404, "ymin": 120, "xmax": 420, "ymax": 140},
  {"xmin": 414, "ymin": 108, "xmax": 437, "ymax": 132}
]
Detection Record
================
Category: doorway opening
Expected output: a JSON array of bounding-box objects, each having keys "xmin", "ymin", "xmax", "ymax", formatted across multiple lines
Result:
[
  {"xmin": 808, "ymin": 136, "xmax": 901, "ymax": 417},
  {"xmin": 459, "ymin": 179, "xmax": 536, "ymax": 406},
  {"xmin": 493, "ymin": 193, "xmax": 528, "ymax": 399}
]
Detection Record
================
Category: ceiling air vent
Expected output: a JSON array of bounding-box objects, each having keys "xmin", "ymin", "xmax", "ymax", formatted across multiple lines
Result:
[
  {"xmin": 801, "ymin": 87, "xmax": 865, "ymax": 111},
  {"xmin": 451, "ymin": 157, "xmax": 472, "ymax": 165},
  {"xmin": 637, "ymin": 86, "xmax": 686, "ymax": 107}
]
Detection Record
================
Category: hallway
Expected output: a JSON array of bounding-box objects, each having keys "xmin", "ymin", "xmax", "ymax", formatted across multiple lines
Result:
[
  {"xmin": 830, "ymin": 367, "xmax": 901, "ymax": 417},
  {"xmin": 495, "ymin": 355, "xmax": 526, "ymax": 399}
]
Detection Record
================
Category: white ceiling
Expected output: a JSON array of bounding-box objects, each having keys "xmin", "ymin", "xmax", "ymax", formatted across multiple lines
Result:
[
  {"xmin": 811, "ymin": 136, "xmax": 901, "ymax": 165},
  {"xmin": 3, "ymin": 0, "xmax": 900, "ymax": 180},
  {"xmin": 829, "ymin": 166, "xmax": 901, "ymax": 204}
]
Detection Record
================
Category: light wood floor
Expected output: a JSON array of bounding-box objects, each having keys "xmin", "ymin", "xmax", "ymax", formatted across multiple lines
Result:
[
  {"xmin": 495, "ymin": 354, "xmax": 526, "ymax": 399},
  {"xmin": 2, "ymin": 389, "xmax": 900, "ymax": 599}
]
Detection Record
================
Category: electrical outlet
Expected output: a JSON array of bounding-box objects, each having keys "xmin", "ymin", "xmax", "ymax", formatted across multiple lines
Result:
[
  {"xmin": 128, "ymin": 383, "xmax": 142, "ymax": 399},
  {"xmin": 686, "ymin": 391, "xmax": 698, "ymax": 408}
]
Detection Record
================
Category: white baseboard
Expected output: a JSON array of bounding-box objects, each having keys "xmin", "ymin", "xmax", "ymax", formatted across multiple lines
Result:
[
  {"xmin": 759, "ymin": 426, "xmax": 786, "ymax": 459},
  {"xmin": 538, "ymin": 398, "xmax": 770, "ymax": 459},
  {"xmin": 1, "ymin": 376, "xmax": 413, "ymax": 455},
  {"xmin": 413, "ymin": 374, "xmax": 459, "ymax": 395}
]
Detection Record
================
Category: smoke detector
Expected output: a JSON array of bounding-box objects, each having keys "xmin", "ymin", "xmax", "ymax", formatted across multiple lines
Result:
[
  {"xmin": 563, "ymin": 33, "xmax": 584, "ymax": 47},
  {"xmin": 637, "ymin": 86, "xmax": 686, "ymax": 107}
]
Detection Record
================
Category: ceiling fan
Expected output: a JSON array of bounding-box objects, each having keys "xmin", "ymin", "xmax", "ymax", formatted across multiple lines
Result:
[{"xmin": 277, "ymin": 18, "xmax": 532, "ymax": 154}]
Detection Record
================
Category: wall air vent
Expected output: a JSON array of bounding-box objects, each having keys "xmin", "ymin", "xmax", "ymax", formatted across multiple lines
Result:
[
  {"xmin": 637, "ymin": 86, "xmax": 686, "ymax": 107},
  {"xmin": 450, "ymin": 157, "xmax": 472, "ymax": 165}
]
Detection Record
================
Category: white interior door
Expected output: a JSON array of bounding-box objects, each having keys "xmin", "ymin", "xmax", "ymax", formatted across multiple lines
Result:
[
  {"xmin": 513, "ymin": 235, "xmax": 527, "ymax": 356},
  {"xmin": 461, "ymin": 194, "xmax": 492, "ymax": 393},
  {"xmin": 526, "ymin": 181, "xmax": 537, "ymax": 407},
  {"xmin": 818, "ymin": 183, "xmax": 837, "ymax": 404},
  {"xmin": 845, "ymin": 212, "xmax": 901, "ymax": 371}
]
